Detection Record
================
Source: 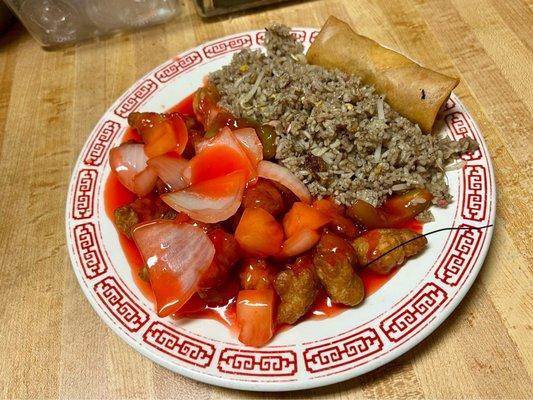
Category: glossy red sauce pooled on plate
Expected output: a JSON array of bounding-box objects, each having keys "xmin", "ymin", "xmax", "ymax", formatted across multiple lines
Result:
[{"xmin": 104, "ymin": 94, "xmax": 423, "ymax": 334}]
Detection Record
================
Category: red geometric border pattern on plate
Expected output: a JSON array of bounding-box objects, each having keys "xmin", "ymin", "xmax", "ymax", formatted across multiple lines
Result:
[
  {"xmin": 217, "ymin": 349, "xmax": 297, "ymax": 377},
  {"xmin": 379, "ymin": 283, "xmax": 448, "ymax": 343},
  {"xmin": 290, "ymin": 29, "xmax": 307, "ymax": 43},
  {"xmin": 83, "ymin": 120, "xmax": 121, "ymax": 166},
  {"xmin": 444, "ymin": 97, "xmax": 456, "ymax": 111},
  {"xmin": 256, "ymin": 29, "xmax": 307, "ymax": 45},
  {"xmin": 73, "ymin": 222, "xmax": 107, "ymax": 279},
  {"xmin": 114, "ymin": 79, "xmax": 158, "ymax": 118},
  {"xmin": 435, "ymin": 224, "xmax": 484, "ymax": 287},
  {"xmin": 203, "ymin": 34, "xmax": 252, "ymax": 59},
  {"xmin": 445, "ymin": 111, "xmax": 481, "ymax": 160},
  {"xmin": 72, "ymin": 169, "xmax": 98, "ymax": 220},
  {"xmin": 303, "ymin": 327, "xmax": 383, "ymax": 373},
  {"xmin": 309, "ymin": 30, "xmax": 319, "ymax": 43},
  {"xmin": 154, "ymin": 51, "xmax": 203, "ymax": 83},
  {"xmin": 255, "ymin": 31, "xmax": 265, "ymax": 44},
  {"xmin": 143, "ymin": 321, "xmax": 215, "ymax": 368},
  {"xmin": 461, "ymin": 165, "xmax": 488, "ymax": 222},
  {"xmin": 94, "ymin": 276, "xmax": 150, "ymax": 333}
]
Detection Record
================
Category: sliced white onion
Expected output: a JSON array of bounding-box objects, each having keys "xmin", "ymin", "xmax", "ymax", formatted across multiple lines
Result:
[
  {"xmin": 133, "ymin": 166, "xmax": 158, "ymax": 197},
  {"xmin": 161, "ymin": 170, "xmax": 246, "ymax": 223},
  {"xmin": 257, "ymin": 160, "xmax": 311, "ymax": 203},
  {"xmin": 147, "ymin": 155, "xmax": 190, "ymax": 191},
  {"xmin": 279, "ymin": 229, "xmax": 321, "ymax": 258},
  {"xmin": 193, "ymin": 127, "xmax": 256, "ymax": 183},
  {"xmin": 132, "ymin": 220, "xmax": 215, "ymax": 316},
  {"xmin": 234, "ymin": 127, "xmax": 263, "ymax": 165},
  {"xmin": 109, "ymin": 143, "xmax": 148, "ymax": 193}
]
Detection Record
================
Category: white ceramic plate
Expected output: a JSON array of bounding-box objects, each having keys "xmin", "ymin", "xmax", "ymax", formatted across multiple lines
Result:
[{"xmin": 65, "ymin": 28, "xmax": 496, "ymax": 391}]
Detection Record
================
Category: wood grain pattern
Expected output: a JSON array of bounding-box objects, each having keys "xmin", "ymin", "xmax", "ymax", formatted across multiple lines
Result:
[{"xmin": 0, "ymin": 0, "xmax": 531, "ymax": 398}]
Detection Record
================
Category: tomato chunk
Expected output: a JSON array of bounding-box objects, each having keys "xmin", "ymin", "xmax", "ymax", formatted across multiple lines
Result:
[
  {"xmin": 128, "ymin": 112, "xmax": 188, "ymax": 158},
  {"xmin": 380, "ymin": 188, "xmax": 433, "ymax": 218},
  {"xmin": 132, "ymin": 221, "xmax": 215, "ymax": 317},
  {"xmin": 236, "ymin": 289, "xmax": 276, "ymax": 347},
  {"xmin": 347, "ymin": 189, "xmax": 433, "ymax": 229},
  {"xmin": 235, "ymin": 208, "xmax": 284, "ymax": 257},
  {"xmin": 283, "ymin": 202, "xmax": 330, "ymax": 238}
]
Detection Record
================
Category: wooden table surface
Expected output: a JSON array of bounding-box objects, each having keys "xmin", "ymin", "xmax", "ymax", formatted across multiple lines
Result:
[{"xmin": 0, "ymin": 0, "xmax": 532, "ymax": 398}]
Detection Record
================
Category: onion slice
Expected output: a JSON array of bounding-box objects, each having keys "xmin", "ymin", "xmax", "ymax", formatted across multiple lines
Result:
[
  {"xmin": 257, "ymin": 160, "xmax": 311, "ymax": 203},
  {"xmin": 161, "ymin": 170, "xmax": 246, "ymax": 223},
  {"xmin": 147, "ymin": 155, "xmax": 191, "ymax": 191},
  {"xmin": 132, "ymin": 166, "xmax": 158, "ymax": 197},
  {"xmin": 234, "ymin": 127, "xmax": 263, "ymax": 166},
  {"xmin": 194, "ymin": 127, "xmax": 257, "ymax": 184},
  {"xmin": 132, "ymin": 220, "xmax": 215, "ymax": 317},
  {"xmin": 109, "ymin": 143, "xmax": 154, "ymax": 196},
  {"xmin": 279, "ymin": 229, "xmax": 321, "ymax": 258}
]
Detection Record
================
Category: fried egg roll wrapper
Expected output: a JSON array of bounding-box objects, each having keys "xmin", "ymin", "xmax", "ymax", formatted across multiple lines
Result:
[{"xmin": 306, "ymin": 16, "xmax": 459, "ymax": 133}]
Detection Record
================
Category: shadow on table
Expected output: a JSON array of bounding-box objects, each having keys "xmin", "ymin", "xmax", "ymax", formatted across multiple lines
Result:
[
  {"xmin": 196, "ymin": 0, "xmax": 321, "ymax": 22},
  {"xmin": 0, "ymin": 21, "xmax": 27, "ymax": 51}
]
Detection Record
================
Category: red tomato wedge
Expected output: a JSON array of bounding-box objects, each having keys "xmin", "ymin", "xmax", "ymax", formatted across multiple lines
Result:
[
  {"xmin": 128, "ymin": 112, "xmax": 188, "ymax": 158},
  {"xmin": 347, "ymin": 188, "xmax": 433, "ymax": 230},
  {"xmin": 279, "ymin": 229, "xmax": 321, "ymax": 258},
  {"xmin": 147, "ymin": 154, "xmax": 191, "ymax": 191},
  {"xmin": 235, "ymin": 207, "xmax": 284, "ymax": 257},
  {"xmin": 161, "ymin": 170, "xmax": 246, "ymax": 223},
  {"xmin": 192, "ymin": 127, "xmax": 256, "ymax": 184},
  {"xmin": 236, "ymin": 289, "xmax": 275, "ymax": 347},
  {"xmin": 109, "ymin": 142, "xmax": 152, "ymax": 195},
  {"xmin": 257, "ymin": 160, "xmax": 311, "ymax": 203},
  {"xmin": 132, "ymin": 220, "xmax": 215, "ymax": 317},
  {"xmin": 283, "ymin": 202, "xmax": 330, "ymax": 237},
  {"xmin": 233, "ymin": 128, "xmax": 263, "ymax": 166}
]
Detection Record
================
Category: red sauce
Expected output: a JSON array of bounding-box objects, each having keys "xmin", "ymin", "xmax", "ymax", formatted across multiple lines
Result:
[
  {"xmin": 167, "ymin": 93, "xmax": 195, "ymax": 115},
  {"xmin": 103, "ymin": 94, "xmax": 424, "ymax": 337}
]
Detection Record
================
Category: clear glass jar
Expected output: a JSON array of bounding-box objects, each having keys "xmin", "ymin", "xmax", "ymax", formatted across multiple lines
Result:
[{"xmin": 3, "ymin": 0, "xmax": 180, "ymax": 48}]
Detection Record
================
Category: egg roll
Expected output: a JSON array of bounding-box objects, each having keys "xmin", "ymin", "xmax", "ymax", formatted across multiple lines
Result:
[{"xmin": 306, "ymin": 16, "xmax": 459, "ymax": 133}]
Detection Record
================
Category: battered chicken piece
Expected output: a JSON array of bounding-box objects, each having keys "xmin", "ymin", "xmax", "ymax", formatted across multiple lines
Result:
[
  {"xmin": 352, "ymin": 229, "xmax": 427, "ymax": 274},
  {"xmin": 274, "ymin": 255, "xmax": 320, "ymax": 324},
  {"xmin": 313, "ymin": 232, "xmax": 364, "ymax": 306}
]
